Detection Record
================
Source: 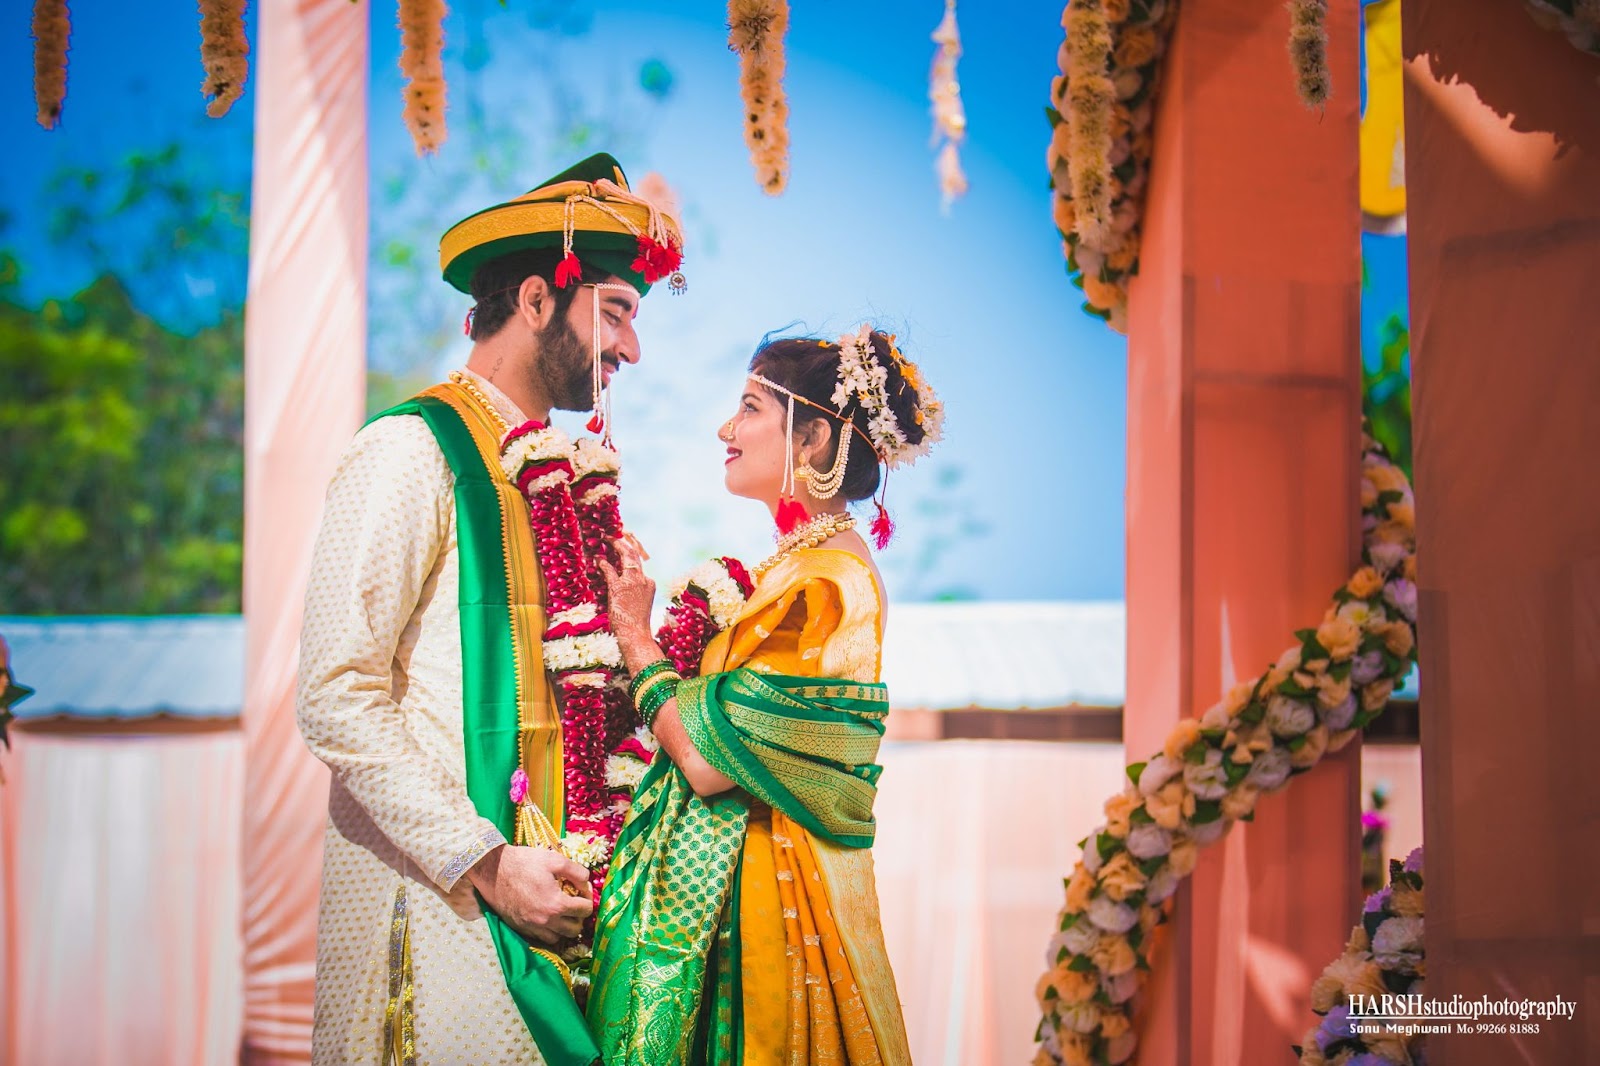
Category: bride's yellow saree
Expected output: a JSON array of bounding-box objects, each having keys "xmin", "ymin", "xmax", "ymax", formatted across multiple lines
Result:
[{"xmin": 587, "ymin": 549, "xmax": 911, "ymax": 1066}]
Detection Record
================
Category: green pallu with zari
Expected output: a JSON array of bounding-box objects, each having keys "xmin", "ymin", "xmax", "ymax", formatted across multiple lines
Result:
[{"xmin": 586, "ymin": 668, "xmax": 889, "ymax": 1066}]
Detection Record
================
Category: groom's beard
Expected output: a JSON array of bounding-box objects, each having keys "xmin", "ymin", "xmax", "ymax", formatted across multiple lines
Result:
[{"xmin": 534, "ymin": 314, "xmax": 593, "ymax": 412}]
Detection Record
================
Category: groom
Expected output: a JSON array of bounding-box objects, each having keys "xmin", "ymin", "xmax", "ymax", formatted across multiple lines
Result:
[{"xmin": 296, "ymin": 153, "xmax": 683, "ymax": 1065}]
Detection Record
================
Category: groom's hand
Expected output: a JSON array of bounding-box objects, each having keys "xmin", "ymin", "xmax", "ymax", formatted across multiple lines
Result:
[{"xmin": 466, "ymin": 844, "xmax": 594, "ymax": 946}]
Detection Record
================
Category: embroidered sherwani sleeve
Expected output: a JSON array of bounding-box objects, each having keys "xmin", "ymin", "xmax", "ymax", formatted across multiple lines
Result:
[{"xmin": 296, "ymin": 415, "xmax": 505, "ymax": 891}]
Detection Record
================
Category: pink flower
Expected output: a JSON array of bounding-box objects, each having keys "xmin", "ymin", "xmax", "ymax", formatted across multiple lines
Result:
[{"xmin": 509, "ymin": 768, "xmax": 529, "ymax": 805}]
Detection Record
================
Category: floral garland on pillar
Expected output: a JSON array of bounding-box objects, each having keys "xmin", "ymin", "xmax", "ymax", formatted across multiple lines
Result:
[
  {"xmin": 1295, "ymin": 848, "xmax": 1427, "ymax": 1066},
  {"xmin": 728, "ymin": 0, "xmax": 791, "ymax": 195},
  {"xmin": 31, "ymin": 0, "xmax": 70, "ymax": 130},
  {"xmin": 399, "ymin": 0, "xmax": 449, "ymax": 155},
  {"xmin": 1048, "ymin": 0, "xmax": 1177, "ymax": 332},
  {"xmin": 1033, "ymin": 434, "xmax": 1419, "ymax": 1066},
  {"xmin": 199, "ymin": 0, "xmax": 250, "ymax": 118}
]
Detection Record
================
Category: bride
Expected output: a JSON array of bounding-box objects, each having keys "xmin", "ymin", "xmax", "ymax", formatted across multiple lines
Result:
[{"xmin": 588, "ymin": 325, "xmax": 944, "ymax": 1065}]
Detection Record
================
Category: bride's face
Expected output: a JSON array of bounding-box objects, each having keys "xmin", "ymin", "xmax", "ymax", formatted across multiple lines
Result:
[{"xmin": 719, "ymin": 384, "xmax": 789, "ymax": 503}]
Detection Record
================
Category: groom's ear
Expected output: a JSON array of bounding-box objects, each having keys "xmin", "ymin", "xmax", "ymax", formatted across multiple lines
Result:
[{"xmin": 515, "ymin": 274, "xmax": 557, "ymax": 331}]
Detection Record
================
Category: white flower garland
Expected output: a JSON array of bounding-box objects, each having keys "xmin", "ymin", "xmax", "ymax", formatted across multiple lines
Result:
[
  {"xmin": 668, "ymin": 561, "xmax": 753, "ymax": 630},
  {"xmin": 542, "ymin": 632, "xmax": 624, "ymax": 673}
]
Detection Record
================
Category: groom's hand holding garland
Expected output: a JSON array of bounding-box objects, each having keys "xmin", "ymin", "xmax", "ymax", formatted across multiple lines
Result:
[{"xmin": 466, "ymin": 843, "xmax": 594, "ymax": 948}]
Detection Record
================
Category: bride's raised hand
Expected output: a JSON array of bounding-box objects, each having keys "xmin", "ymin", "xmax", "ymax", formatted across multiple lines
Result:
[{"xmin": 598, "ymin": 536, "xmax": 656, "ymax": 645}]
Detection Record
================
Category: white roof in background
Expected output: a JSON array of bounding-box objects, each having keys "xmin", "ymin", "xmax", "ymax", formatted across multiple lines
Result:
[
  {"xmin": 881, "ymin": 601, "xmax": 1127, "ymax": 710},
  {"xmin": 1, "ymin": 615, "xmax": 244, "ymax": 719},
  {"xmin": 0, "ymin": 604, "xmax": 1415, "ymax": 720}
]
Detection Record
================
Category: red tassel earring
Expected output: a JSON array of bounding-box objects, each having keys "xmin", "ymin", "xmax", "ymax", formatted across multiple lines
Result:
[{"xmin": 870, "ymin": 476, "xmax": 894, "ymax": 549}]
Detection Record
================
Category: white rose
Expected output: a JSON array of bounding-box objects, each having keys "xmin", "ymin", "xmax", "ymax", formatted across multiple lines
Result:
[
  {"xmin": 1384, "ymin": 578, "xmax": 1418, "ymax": 622},
  {"xmin": 1336, "ymin": 600, "xmax": 1382, "ymax": 630},
  {"xmin": 1372, "ymin": 916, "xmax": 1426, "ymax": 970},
  {"xmin": 1082, "ymin": 830, "xmax": 1107, "ymax": 875},
  {"xmin": 1322, "ymin": 693, "xmax": 1359, "ymax": 731},
  {"xmin": 1368, "ymin": 540, "xmax": 1407, "ymax": 574},
  {"xmin": 1183, "ymin": 748, "xmax": 1230, "ymax": 801},
  {"xmin": 1188, "ymin": 817, "xmax": 1232, "ymax": 846},
  {"xmin": 1199, "ymin": 700, "xmax": 1233, "ymax": 731},
  {"xmin": 1058, "ymin": 1000, "xmax": 1100, "ymax": 1033},
  {"xmin": 1103, "ymin": 969, "xmax": 1142, "ymax": 1005},
  {"xmin": 1275, "ymin": 645, "xmax": 1303, "ymax": 673},
  {"xmin": 1126, "ymin": 824, "xmax": 1173, "ymax": 860},
  {"xmin": 1060, "ymin": 920, "xmax": 1101, "ymax": 957},
  {"xmin": 1086, "ymin": 896, "xmax": 1139, "ymax": 934},
  {"xmin": 1266, "ymin": 696, "xmax": 1316, "ymax": 738},
  {"xmin": 1138, "ymin": 754, "xmax": 1182, "ymax": 796},
  {"xmin": 1351, "ymin": 650, "xmax": 1385, "ymax": 686},
  {"xmin": 1145, "ymin": 866, "xmax": 1181, "ymax": 904},
  {"xmin": 1247, "ymin": 746, "xmax": 1293, "ymax": 791}
]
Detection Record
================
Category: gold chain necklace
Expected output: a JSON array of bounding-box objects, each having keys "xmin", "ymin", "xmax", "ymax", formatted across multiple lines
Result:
[
  {"xmin": 754, "ymin": 511, "xmax": 856, "ymax": 579},
  {"xmin": 448, "ymin": 370, "xmax": 511, "ymax": 435}
]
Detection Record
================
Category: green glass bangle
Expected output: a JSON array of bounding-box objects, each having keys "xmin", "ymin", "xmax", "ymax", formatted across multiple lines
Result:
[
  {"xmin": 637, "ymin": 677, "xmax": 680, "ymax": 726},
  {"xmin": 627, "ymin": 658, "xmax": 676, "ymax": 704}
]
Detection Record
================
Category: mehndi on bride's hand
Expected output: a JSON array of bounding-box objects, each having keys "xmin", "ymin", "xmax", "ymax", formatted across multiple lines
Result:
[{"xmin": 598, "ymin": 536, "xmax": 656, "ymax": 648}]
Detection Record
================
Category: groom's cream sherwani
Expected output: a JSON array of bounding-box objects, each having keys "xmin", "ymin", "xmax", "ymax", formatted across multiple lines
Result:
[{"xmin": 296, "ymin": 372, "xmax": 546, "ymax": 1065}]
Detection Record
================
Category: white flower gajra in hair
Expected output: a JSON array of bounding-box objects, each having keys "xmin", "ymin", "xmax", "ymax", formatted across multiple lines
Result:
[{"xmin": 752, "ymin": 324, "xmax": 945, "ymax": 546}]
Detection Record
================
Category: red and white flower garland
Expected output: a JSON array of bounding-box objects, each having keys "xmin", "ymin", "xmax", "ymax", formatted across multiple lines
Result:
[
  {"xmin": 501, "ymin": 422, "xmax": 638, "ymax": 896},
  {"xmin": 656, "ymin": 558, "xmax": 755, "ymax": 679}
]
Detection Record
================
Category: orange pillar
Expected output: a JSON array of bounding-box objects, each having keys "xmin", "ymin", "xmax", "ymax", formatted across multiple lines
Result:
[
  {"xmin": 1403, "ymin": 3, "xmax": 1600, "ymax": 1063},
  {"xmin": 1123, "ymin": 2, "xmax": 1364, "ymax": 1063}
]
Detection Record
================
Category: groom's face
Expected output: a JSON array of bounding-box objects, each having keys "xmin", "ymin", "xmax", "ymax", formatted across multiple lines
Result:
[{"xmin": 531, "ymin": 279, "xmax": 641, "ymax": 413}]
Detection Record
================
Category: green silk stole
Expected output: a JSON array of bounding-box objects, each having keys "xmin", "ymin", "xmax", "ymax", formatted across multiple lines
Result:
[
  {"xmin": 374, "ymin": 385, "xmax": 600, "ymax": 1066},
  {"xmin": 586, "ymin": 669, "xmax": 889, "ymax": 1066}
]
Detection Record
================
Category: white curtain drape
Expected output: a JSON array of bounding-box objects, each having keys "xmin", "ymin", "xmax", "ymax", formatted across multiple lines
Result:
[
  {"xmin": 237, "ymin": 0, "xmax": 368, "ymax": 1059},
  {"xmin": 0, "ymin": 732, "xmax": 244, "ymax": 1065}
]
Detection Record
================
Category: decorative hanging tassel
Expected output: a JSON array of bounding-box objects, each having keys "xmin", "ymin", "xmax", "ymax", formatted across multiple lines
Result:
[
  {"xmin": 555, "ymin": 251, "xmax": 583, "ymax": 289},
  {"xmin": 462, "ymin": 306, "xmax": 476, "ymax": 337},
  {"xmin": 776, "ymin": 496, "xmax": 809, "ymax": 535},
  {"xmin": 586, "ymin": 413, "xmax": 606, "ymax": 435},
  {"xmin": 870, "ymin": 501, "xmax": 895, "ymax": 550}
]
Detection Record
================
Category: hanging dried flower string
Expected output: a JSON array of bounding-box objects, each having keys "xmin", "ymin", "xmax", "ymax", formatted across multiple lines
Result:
[
  {"xmin": 1288, "ymin": 0, "xmax": 1331, "ymax": 108},
  {"xmin": 929, "ymin": 0, "xmax": 968, "ymax": 211},
  {"xmin": 728, "ymin": 0, "xmax": 791, "ymax": 195},
  {"xmin": 1062, "ymin": 0, "xmax": 1116, "ymax": 246},
  {"xmin": 1033, "ymin": 432, "xmax": 1419, "ymax": 1066},
  {"xmin": 198, "ymin": 0, "xmax": 250, "ymax": 118},
  {"xmin": 399, "ymin": 0, "xmax": 448, "ymax": 154},
  {"xmin": 1048, "ymin": 0, "xmax": 1176, "ymax": 333},
  {"xmin": 31, "ymin": 0, "xmax": 70, "ymax": 130}
]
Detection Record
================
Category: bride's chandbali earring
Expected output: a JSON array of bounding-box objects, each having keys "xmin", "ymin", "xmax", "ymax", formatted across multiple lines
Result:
[{"xmin": 794, "ymin": 423, "xmax": 850, "ymax": 501}]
